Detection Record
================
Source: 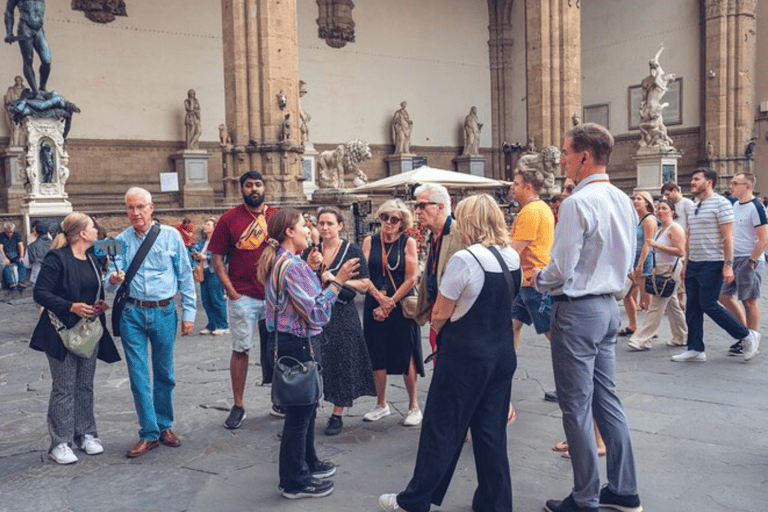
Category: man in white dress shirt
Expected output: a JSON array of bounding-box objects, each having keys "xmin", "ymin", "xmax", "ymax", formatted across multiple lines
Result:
[{"xmin": 533, "ymin": 123, "xmax": 642, "ymax": 512}]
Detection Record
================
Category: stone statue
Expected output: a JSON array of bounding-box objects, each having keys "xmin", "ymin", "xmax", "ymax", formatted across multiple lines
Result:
[
  {"xmin": 4, "ymin": 0, "xmax": 51, "ymax": 97},
  {"xmin": 639, "ymin": 45, "xmax": 676, "ymax": 150},
  {"xmin": 317, "ymin": 139, "xmax": 371, "ymax": 189},
  {"xmin": 276, "ymin": 92, "xmax": 287, "ymax": 110},
  {"xmin": 462, "ymin": 106, "xmax": 483, "ymax": 156},
  {"xmin": 184, "ymin": 89, "xmax": 201, "ymax": 150},
  {"xmin": 745, "ymin": 137, "xmax": 756, "ymax": 160},
  {"xmin": 572, "ymin": 113, "xmax": 581, "ymax": 126},
  {"xmin": 6, "ymin": 90, "xmax": 80, "ymax": 138},
  {"xmin": 4, "ymin": 75, "xmax": 25, "ymax": 146},
  {"xmin": 706, "ymin": 141, "xmax": 714, "ymax": 163},
  {"xmin": 71, "ymin": 0, "xmax": 127, "ymax": 24},
  {"xmin": 218, "ymin": 123, "xmax": 231, "ymax": 147},
  {"xmin": 516, "ymin": 145, "xmax": 561, "ymax": 197},
  {"xmin": 281, "ymin": 112, "xmax": 292, "ymax": 142},
  {"xmin": 524, "ymin": 136, "xmax": 537, "ymax": 155},
  {"xmin": 390, "ymin": 101, "xmax": 412, "ymax": 155},
  {"xmin": 39, "ymin": 141, "xmax": 54, "ymax": 182},
  {"xmin": 299, "ymin": 80, "xmax": 311, "ymax": 147}
]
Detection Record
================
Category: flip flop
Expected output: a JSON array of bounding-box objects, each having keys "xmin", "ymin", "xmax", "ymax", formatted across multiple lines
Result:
[
  {"xmin": 618, "ymin": 328, "xmax": 635, "ymax": 337},
  {"xmin": 552, "ymin": 440, "xmax": 569, "ymax": 452}
]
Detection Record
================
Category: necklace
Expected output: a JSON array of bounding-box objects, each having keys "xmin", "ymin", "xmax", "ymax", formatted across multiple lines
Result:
[{"xmin": 380, "ymin": 234, "xmax": 402, "ymax": 275}]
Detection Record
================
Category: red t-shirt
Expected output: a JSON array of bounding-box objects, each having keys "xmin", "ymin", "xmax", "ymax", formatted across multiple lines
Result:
[{"xmin": 208, "ymin": 204, "xmax": 278, "ymax": 299}]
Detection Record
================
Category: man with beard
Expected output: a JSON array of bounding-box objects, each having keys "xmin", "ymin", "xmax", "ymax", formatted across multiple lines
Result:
[{"xmin": 209, "ymin": 171, "xmax": 278, "ymax": 428}]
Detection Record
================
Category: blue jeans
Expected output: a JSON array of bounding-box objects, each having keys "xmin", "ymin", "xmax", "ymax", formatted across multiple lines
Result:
[
  {"xmin": 120, "ymin": 301, "xmax": 177, "ymax": 441},
  {"xmin": 685, "ymin": 260, "xmax": 749, "ymax": 352},
  {"xmin": 200, "ymin": 270, "xmax": 228, "ymax": 331},
  {"xmin": 3, "ymin": 262, "xmax": 26, "ymax": 286}
]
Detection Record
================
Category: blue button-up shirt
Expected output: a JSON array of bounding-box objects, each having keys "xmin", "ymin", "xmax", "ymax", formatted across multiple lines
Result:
[{"xmin": 106, "ymin": 223, "xmax": 197, "ymax": 322}]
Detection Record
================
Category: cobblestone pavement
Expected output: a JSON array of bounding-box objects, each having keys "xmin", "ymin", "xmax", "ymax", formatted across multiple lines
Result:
[{"xmin": 0, "ymin": 289, "xmax": 766, "ymax": 512}]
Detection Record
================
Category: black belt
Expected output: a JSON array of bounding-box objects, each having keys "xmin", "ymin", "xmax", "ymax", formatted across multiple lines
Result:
[
  {"xmin": 550, "ymin": 293, "xmax": 610, "ymax": 303},
  {"xmin": 127, "ymin": 297, "xmax": 173, "ymax": 308}
]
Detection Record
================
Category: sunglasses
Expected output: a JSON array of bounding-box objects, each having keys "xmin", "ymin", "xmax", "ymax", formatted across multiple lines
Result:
[
  {"xmin": 695, "ymin": 202, "xmax": 701, "ymax": 215},
  {"xmin": 379, "ymin": 213, "xmax": 402, "ymax": 224},
  {"xmin": 413, "ymin": 201, "xmax": 438, "ymax": 210}
]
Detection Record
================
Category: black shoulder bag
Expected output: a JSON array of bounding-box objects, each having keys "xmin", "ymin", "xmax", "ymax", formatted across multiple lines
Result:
[{"xmin": 111, "ymin": 224, "xmax": 161, "ymax": 337}]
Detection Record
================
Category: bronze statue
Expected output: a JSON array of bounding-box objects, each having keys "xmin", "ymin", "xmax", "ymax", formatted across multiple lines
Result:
[{"xmin": 4, "ymin": 0, "xmax": 51, "ymax": 96}]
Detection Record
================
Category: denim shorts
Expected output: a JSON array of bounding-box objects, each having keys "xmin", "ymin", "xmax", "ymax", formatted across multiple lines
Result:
[
  {"xmin": 228, "ymin": 295, "xmax": 266, "ymax": 353},
  {"xmin": 511, "ymin": 286, "xmax": 552, "ymax": 334}
]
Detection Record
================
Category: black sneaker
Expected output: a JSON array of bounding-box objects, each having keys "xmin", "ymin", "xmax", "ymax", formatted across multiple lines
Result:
[
  {"xmin": 545, "ymin": 494, "xmax": 598, "ymax": 512},
  {"xmin": 728, "ymin": 340, "xmax": 743, "ymax": 356},
  {"xmin": 311, "ymin": 460, "xmax": 336, "ymax": 478},
  {"xmin": 324, "ymin": 415, "xmax": 343, "ymax": 435},
  {"xmin": 224, "ymin": 405, "xmax": 246, "ymax": 429},
  {"xmin": 270, "ymin": 405, "xmax": 286, "ymax": 418},
  {"xmin": 599, "ymin": 485, "xmax": 643, "ymax": 512},
  {"xmin": 544, "ymin": 390, "xmax": 558, "ymax": 402},
  {"xmin": 281, "ymin": 478, "xmax": 334, "ymax": 499}
]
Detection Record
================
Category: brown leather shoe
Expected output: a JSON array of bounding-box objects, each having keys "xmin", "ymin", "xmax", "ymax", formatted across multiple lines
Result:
[
  {"xmin": 160, "ymin": 429, "xmax": 181, "ymax": 448},
  {"xmin": 126, "ymin": 439, "xmax": 159, "ymax": 458}
]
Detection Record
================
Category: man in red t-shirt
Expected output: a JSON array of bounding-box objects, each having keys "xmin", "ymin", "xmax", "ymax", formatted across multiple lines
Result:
[{"xmin": 209, "ymin": 171, "xmax": 278, "ymax": 429}]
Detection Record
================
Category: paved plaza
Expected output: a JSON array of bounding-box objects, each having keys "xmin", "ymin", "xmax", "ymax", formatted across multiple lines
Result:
[{"xmin": 0, "ymin": 287, "xmax": 766, "ymax": 512}]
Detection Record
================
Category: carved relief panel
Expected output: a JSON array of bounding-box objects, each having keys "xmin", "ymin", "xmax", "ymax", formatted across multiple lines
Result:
[
  {"xmin": 316, "ymin": 0, "xmax": 355, "ymax": 48},
  {"xmin": 71, "ymin": 1, "xmax": 127, "ymax": 24}
]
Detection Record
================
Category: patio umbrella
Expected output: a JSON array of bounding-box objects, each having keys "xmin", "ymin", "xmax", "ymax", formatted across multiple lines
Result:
[{"xmin": 353, "ymin": 165, "xmax": 509, "ymax": 193}]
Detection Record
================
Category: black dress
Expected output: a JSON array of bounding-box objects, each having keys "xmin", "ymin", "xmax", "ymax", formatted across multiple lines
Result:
[
  {"xmin": 363, "ymin": 233, "xmax": 424, "ymax": 377},
  {"xmin": 317, "ymin": 240, "xmax": 376, "ymax": 407}
]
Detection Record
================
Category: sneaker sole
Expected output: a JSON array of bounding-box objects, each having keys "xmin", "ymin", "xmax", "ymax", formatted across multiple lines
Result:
[
  {"xmin": 49, "ymin": 453, "xmax": 78, "ymax": 465},
  {"xmin": 599, "ymin": 503, "xmax": 643, "ymax": 512},
  {"xmin": 224, "ymin": 412, "xmax": 246, "ymax": 429},
  {"xmin": 312, "ymin": 467, "xmax": 336, "ymax": 479},
  {"xmin": 281, "ymin": 487, "xmax": 334, "ymax": 499}
]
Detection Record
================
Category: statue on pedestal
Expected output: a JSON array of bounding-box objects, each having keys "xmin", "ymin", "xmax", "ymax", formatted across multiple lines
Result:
[
  {"xmin": 4, "ymin": 76, "xmax": 26, "ymax": 146},
  {"xmin": 4, "ymin": 0, "xmax": 51, "ymax": 97},
  {"xmin": 317, "ymin": 139, "xmax": 371, "ymax": 189},
  {"xmin": 516, "ymin": 146, "xmax": 561, "ymax": 197},
  {"xmin": 462, "ymin": 106, "xmax": 483, "ymax": 156},
  {"xmin": 218, "ymin": 123, "xmax": 231, "ymax": 148},
  {"xmin": 390, "ymin": 101, "xmax": 412, "ymax": 155},
  {"xmin": 299, "ymin": 80, "xmax": 311, "ymax": 147},
  {"xmin": 184, "ymin": 89, "xmax": 201, "ymax": 150},
  {"xmin": 639, "ymin": 45, "xmax": 675, "ymax": 150}
]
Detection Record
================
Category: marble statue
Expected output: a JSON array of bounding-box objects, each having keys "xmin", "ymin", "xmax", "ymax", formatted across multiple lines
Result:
[
  {"xmin": 706, "ymin": 141, "xmax": 714, "ymax": 163},
  {"xmin": 4, "ymin": 0, "xmax": 51, "ymax": 97},
  {"xmin": 462, "ymin": 106, "xmax": 483, "ymax": 156},
  {"xmin": 4, "ymin": 75, "xmax": 26, "ymax": 146},
  {"xmin": 639, "ymin": 45, "xmax": 675, "ymax": 150},
  {"xmin": 390, "ymin": 101, "xmax": 412, "ymax": 155},
  {"xmin": 299, "ymin": 80, "xmax": 311, "ymax": 147},
  {"xmin": 524, "ymin": 136, "xmax": 537, "ymax": 155},
  {"xmin": 276, "ymin": 92, "xmax": 287, "ymax": 110},
  {"xmin": 218, "ymin": 123, "xmax": 231, "ymax": 147},
  {"xmin": 317, "ymin": 139, "xmax": 371, "ymax": 189},
  {"xmin": 40, "ymin": 141, "xmax": 54, "ymax": 182},
  {"xmin": 516, "ymin": 145, "xmax": 561, "ymax": 197},
  {"xmin": 281, "ymin": 112, "xmax": 292, "ymax": 142},
  {"xmin": 572, "ymin": 113, "xmax": 581, "ymax": 126},
  {"xmin": 184, "ymin": 89, "xmax": 201, "ymax": 150}
]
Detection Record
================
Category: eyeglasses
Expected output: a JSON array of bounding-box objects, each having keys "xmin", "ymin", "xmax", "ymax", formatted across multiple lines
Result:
[
  {"xmin": 379, "ymin": 213, "xmax": 402, "ymax": 224},
  {"xmin": 413, "ymin": 201, "xmax": 438, "ymax": 210},
  {"xmin": 730, "ymin": 181, "xmax": 749, "ymax": 187}
]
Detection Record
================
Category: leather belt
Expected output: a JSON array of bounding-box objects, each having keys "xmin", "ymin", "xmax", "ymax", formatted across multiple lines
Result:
[
  {"xmin": 127, "ymin": 297, "xmax": 173, "ymax": 308},
  {"xmin": 550, "ymin": 293, "xmax": 610, "ymax": 303}
]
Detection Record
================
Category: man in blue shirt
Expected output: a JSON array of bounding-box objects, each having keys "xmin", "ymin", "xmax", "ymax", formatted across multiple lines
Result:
[{"xmin": 107, "ymin": 187, "xmax": 196, "ymax": 458}]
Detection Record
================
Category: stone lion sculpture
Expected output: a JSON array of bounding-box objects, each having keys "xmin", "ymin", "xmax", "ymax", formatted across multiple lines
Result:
[
  {"xmin": 317, "ymin": 139, "xmax": 372, "ymax": 189},
  {"xmin": 515, "ymin": 145, "xmax": 561, "ymax": 197}
]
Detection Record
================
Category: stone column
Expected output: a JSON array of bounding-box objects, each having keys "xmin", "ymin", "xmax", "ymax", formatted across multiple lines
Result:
[
  {"xmin": 525, "ymin": 0, "xmax": 581, "ymax": 149},
  {"xmin": 488, "ymin": 0, "xmax": 514, "ymax": 180},
  {"xmin": 704, "ymin": 0, "xmax": 757, "ymax": 182},
  {"xmin": 220, "ymin": 0, "xmax": 304, "ymax": 204}
]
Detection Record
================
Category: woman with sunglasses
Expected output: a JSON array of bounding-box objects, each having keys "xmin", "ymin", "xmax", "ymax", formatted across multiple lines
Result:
[{"xmin": 362, "ymin": 199, "xmax": 424, "ymax": 426}]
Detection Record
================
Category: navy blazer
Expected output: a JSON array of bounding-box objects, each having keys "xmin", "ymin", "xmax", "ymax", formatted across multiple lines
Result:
[{"xmin": 30, "ymin": 246, "xmax": 120, "ymax": 363}]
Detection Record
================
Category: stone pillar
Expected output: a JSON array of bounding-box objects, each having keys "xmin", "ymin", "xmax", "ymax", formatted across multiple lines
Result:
[
  {"xmin": 704, "ymin": 0, "xmax": 757, "ymax": 183},
  {"xmin": 488, "ymin": 0, "xmax": 514, "ymax": 180},
  {"xmin": 525, "ymin": 0, "xmax": 581, "ymax": 149},
  {"xmin": 220, "ymin": 0, "xmax": 304, "ymax": 204}
]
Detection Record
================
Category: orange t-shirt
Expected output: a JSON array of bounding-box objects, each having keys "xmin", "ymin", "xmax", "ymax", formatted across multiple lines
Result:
[{"xmin": 510, "ymin": 199, "xmax": 555, "ymax": 285}]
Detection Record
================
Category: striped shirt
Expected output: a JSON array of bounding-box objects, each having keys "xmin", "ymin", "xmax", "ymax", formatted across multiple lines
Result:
[
  {"xmin": 687, "ymin": 193, "xmax": 733, "ymax": 262},
  {"xmin": 265, "ymin": 247, "xmax": 339, "ymax": 337},
  {"xmin": 732, "ymin": 198, "xmax": 768, "ymax": 257}
]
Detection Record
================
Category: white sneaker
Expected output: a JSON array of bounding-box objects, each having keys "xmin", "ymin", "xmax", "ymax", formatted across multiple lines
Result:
[
  {"xmin": 212, "ymin": 328, "xmax": 230, "ymax": 336},
  {"xmin": 199, "ymin": 329, "xmax": 212, "ymax": 335},
  {"xmin": 742, "ymin": 330, "xmax": 761, "ymax": 361},
  {"xmin": 402, "ymin": 408, "xmax": 422, "ymax": 426},
  {"xmin": 379, "ymin": 493, "xmax": 400, "ymax": 511},
  {"xmin": 49, "ymin": 443, "xmax": 78, "ymax": 464},
  {"xmin": 79, "ymin": 434, "xmax": 104, "ymax": 455},
  {"xmin": 671, "ymin": 350, "xmax": 707, "ymax": 362},
  {"xmin": 363, "ymin": 403, "xmax": 391, "ymax": 422},
  {"xmin": 665, "ymin": 339, "xmax": 687, "ymax": 347}
]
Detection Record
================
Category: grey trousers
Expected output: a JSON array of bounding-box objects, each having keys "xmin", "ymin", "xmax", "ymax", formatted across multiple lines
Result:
[
  {"xmin": 46, "ymin": 348, "xmax": 99, "ymax": 452},
  {"xmin": 550, "ymin": 296, "xmax": 638, "ymax": 508}
]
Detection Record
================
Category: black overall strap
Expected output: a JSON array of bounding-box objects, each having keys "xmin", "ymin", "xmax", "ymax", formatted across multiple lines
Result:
[
  {"xmin": 119, "ymin": 223, "xmax": 161, "ymax": 293},
  {"xmin": 487, "ymin": 246, "xmax": 519, "ymax": 302}
]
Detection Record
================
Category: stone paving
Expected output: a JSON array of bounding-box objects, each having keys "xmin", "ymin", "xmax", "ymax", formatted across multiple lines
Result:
[{"xmin": 0, "ymin": 289, "xmax": 766, "ymax": 512}]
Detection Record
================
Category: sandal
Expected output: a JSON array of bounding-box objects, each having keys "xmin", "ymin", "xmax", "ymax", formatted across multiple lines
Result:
[
  {"xmin": 552, "ymin": 440, "xmax": 569, "ymax": 452},
  {"xmin": 617, "ymin": 328, "xmax": 635, "ymax": 337}
]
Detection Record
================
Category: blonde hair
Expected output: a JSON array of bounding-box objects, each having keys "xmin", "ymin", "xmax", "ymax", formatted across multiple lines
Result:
[
  {"xmin": 51, "ymin": 212, "xmax": 91, "ymax": 250},
  {"xmin": 256, "ymin": 209, "xmax": 302, "ymax": 285},
  {"xmin": 375, "ymin": 199, "xmax": 413, "ymax": 231},
  {"xmin": 454, "ymin": 194, "xmax": 511, "ymax": 247}
]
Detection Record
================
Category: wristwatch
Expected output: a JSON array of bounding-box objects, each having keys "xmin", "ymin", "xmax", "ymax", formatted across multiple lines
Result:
[{"xmin": 724, "ymin": 260, "xmax": 734, "ymax": 267}]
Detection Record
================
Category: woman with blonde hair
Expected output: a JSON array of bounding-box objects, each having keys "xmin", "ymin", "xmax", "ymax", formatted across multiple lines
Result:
[
  {"xmin": 30, "ymin": 212, "xmax": 120, "ymax": 464},
  {"xmin": 362, "ymin": 198, "xmax": 424, "ymax": 426},
  {"xmin": 379, "ymin": 194, "xmax": 521, "ymax": 512},
  {"xmin": 257, "ymin": 208, "xmax": 359, "ymax": 499}
]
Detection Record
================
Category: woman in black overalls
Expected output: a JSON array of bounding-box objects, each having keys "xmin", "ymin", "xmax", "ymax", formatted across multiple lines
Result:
[{"xmin": 379, "ymin": 194, "xmax": 521, "ymax": 512}]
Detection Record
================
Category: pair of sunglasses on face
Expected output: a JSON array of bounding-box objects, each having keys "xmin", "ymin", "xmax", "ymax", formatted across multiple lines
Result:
[{"xmin": 379, "ymin": 213, "xmax": 402, "ymax": 225}]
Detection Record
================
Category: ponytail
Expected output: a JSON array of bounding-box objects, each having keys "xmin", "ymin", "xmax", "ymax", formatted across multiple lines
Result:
[{"xmin": 256, "ymin": 209, "xmax": 302, "ymax": 285}]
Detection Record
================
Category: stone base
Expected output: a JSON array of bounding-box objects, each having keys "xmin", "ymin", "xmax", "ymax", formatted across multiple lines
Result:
[
  {"xmin": 386, "ymin": 155, "xmax": 415, "ymax": 175},
  {"xmin": 310, "ymin": 188, "xmax": 367, "ymax": 206},
  {"xmin": 1, "ymin": 147, "xmax": 26, "ymax": 213},
  {"xmin": 172, "ymin": 150, "xmax": 214, "ymax": 208},
  {"xmin": 21, "ymin": 198, "xmax": 73, "ymax": 234},
  {"xmin": 453, "ymin": 155, "xmax": 486, "ymax": 176},
  {"xmin": 301, "ymin": 148, "xmax": 318, "ymax": 200},
  {"xmin": 633, "ymin": 148, "xmax": 682, "ymax": 195}
]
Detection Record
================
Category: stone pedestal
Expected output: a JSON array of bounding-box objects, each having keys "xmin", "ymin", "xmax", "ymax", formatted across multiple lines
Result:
[
  {"xmin": 172, "ymin": 150, "xmax": 214, "ymax": 208},
  {"xmin": 386, "ymin": 154, "xmax": 415, "ymax": 175},
  {"xmin": 21, "ymin": 118, "xmax": 73, "ymax": 221},
  {"xmin": 301, "ymin": 146, "xmax": 318, "ymax": 200},
  {"xmin": 453, "ymin": 155, "xmax": 487, "ymax": 176},
  {"xmin": 1, "ymin": 147, "xmax": 26, "ymax": 213},
  {"xmin": 633, "ymin": 148, "xmax": 682, "ymax": 195}
]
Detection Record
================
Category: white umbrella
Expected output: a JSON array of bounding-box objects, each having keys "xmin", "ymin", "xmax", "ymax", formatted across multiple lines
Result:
[{"xmin": 353, "ymin": 165, "xmax": 509, "ymax": 193}]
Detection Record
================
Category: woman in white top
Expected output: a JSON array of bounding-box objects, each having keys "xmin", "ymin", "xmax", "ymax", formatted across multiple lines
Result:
[
  {"xmin": 379, "ymin": 194, "xmax": 521, "ymax": 512},
  {"xmin": 628, "ymin": 199, "xmax": 687, "ymax": 349}
]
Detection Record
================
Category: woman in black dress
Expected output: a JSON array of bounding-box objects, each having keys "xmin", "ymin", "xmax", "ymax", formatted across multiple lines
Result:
[
  {"xmin": 362, "ymin": 199, "xmax": 424, "ymax": 426},
  {"xmin": 310, "ymin": 207, "xmax": 375, "ymax": 435}
]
